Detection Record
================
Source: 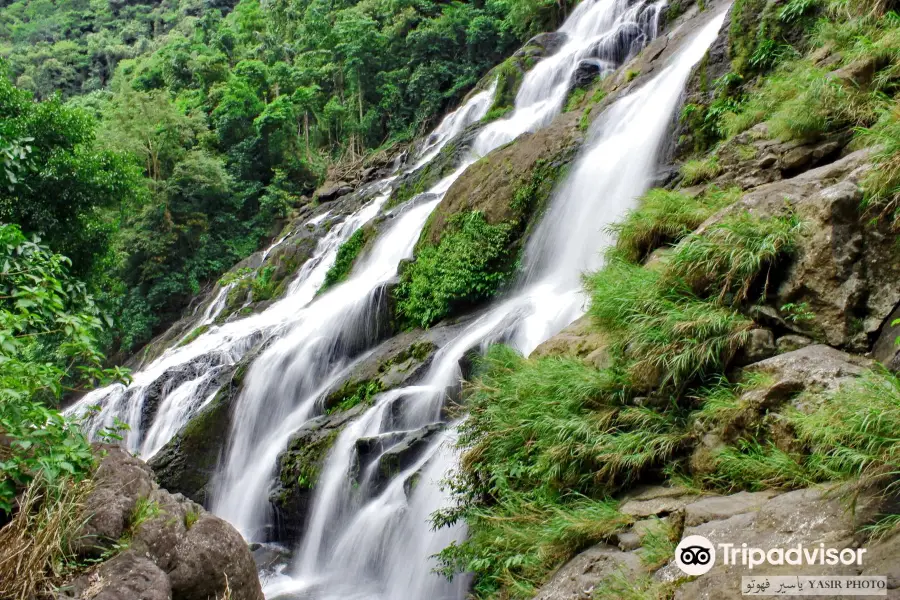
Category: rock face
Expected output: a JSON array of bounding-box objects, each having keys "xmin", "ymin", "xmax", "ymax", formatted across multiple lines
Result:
[
  {"xmin": 314, "ymin": 181, "xmax": 353, "ymax": 202},
  {"xmin": 531, "ymin": 315, "xmax": 612, "ymax": 369},
  {"xmin": 690, "ymin": 345, "xmax": 870, "ymax": 476},
  {"xmin": 64, "ymin": 446, "xmax": 263, "ymax": 600},
  {"xmin": 698, "ymin": 151, "xmax": 900, "ymax": 352},
  {"xmin": 150, "ymin": 348, "xmax": 261, "ymax": 505},
  {"xmin": 532, "ymin": 543, "xmax": 642, "ymax": 600},
  {"xmin": 269, "ymin": 404, "xmax": 367, "ymax": 543},
  {"xmin": 668, "ymin": 488, "xmax": 885, "ymax": 600},
  {"xmin": 532, "ymin": 486, "xmax": 899, "ymax": 600}
]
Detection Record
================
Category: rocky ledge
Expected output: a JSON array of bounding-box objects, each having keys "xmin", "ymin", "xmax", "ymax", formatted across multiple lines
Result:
[{"xmin": 60, "ymin": 446, "xmax": 262, "ymax": 600}]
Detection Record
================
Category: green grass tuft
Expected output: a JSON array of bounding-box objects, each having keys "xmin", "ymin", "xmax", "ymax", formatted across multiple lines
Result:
[
  {"xmin": 663, "ymin": 211, "xmax": 803, "ymax": 304},
  {"xmin": 589, "ymin": 260, "xmax": 752, "ymax": 388},
  {"xmin": 680, "ymin": 157, "xmax": 722, "ymax": 185},
  {"xmin": 608, "ymin": 187, "xmax": 739, "ymax": 263}
]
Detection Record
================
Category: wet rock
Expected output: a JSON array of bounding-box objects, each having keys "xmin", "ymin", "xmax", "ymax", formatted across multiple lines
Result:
[
  {"xmin": 572, "ymin": 60, "xmax": 602, "ymax": 88},
  {"xmin": 321, "ymin": 317, "xmax": 475, "ymax": 412},
  {"xmin": 270, "ymin": 404, "xmax": 368, "ymax": 543},
  {"xmin": 315, "ymin": 181, "xmax": 353, "ymax": 202},
  {"xmin": 65, "ymin": 447, "xmax": 263, "ymax": 600},
  {"xmin": 358, "ymin": 423, "xmax": 444, "ymax": 495},
  {"xmin": 251, "ymin": 542, "xmax": 293, "ymax": 574},
  {"xmin": 532, "ymin": 544, "xmax": 642, "ymax": 600},
  {"xmin": 150, "ymin": 347, "xmax": 263, "ymax": 505}
]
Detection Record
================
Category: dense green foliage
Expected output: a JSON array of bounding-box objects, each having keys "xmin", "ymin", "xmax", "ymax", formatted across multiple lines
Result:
[
  {"xmin": 320, "ymin": 227, "xmax": 370, "ymax": 292},
  {"xmin": 0, "ymin": 224, "xmax": 123, "ymax": 514},
  {"xmin": 1, "ymin": 0, "xmax": 571, "ymax": 352},
  {"xmin": 396, "ymin": 211, "xmax": 517, "ymax": 328},
  {"xmin": 436, "ymin": 184, "xmax": 812, "ymax": 597}
]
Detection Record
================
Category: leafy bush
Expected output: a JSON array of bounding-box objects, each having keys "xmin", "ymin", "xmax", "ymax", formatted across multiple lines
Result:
[
  {"xmin": 320, "ymin": 228, "xmax": 370, "ymax": 292},
  {"xmin": 0, "ymin": 224, "xmax": 122, "ymax": 513},
  {"xmin": 395, "ymin": 212, "xmax": 516, "ymax": 328},
  {"xmin": 608, "ymin": 188, "xmax": 739, "ymax": 263}
]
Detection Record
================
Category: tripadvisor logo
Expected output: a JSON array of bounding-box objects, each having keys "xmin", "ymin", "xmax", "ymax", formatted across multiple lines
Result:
[
  {"xmin": 674, "ymin": 534, "xmax": 870, "ymax": 576},
  {"xmin": 676, "ymin": 535, "xmax": 717, "ymax": 576}
]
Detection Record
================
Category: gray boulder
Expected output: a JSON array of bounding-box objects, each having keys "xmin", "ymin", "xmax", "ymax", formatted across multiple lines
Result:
[{"xmin": 65, "ymin": 446, "xmax": 263, "ymax": 600}]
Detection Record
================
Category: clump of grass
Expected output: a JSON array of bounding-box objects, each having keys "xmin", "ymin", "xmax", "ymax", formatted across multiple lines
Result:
[
  {"xmin": 680, "ymin": 156, "xmax": 722, "ymax": 185},
  {"xmin": 705, "ymin": 370, "xmax": 900, "ymax": 492},
  {"xmin": 0, "ymin": 475, "xmax": 93, "ymax": 599},
  {"xmin": 184, "ymin": 509, "xmax": 200, "ymax": 530},
  {"xmin": 707, "ymin": 441, "xmax": 817, "ymax": 491},
  {"xmin": 638, "ymin": 518, "xmax": 679, "ymax": 569},
  {"xmin": 594, "ymin": 571, "xmax": 681, "ymax": 600},
  {"xmin": 435, "ymin": 494, "xmax": 632, "ymax": 600},
  {"xmin": 608, "ymin": 187, "xmax": 740, "ymax": 263},
  {"xmin": 861, "ymin": 513, "xmax": 900, "ymax": 541},
  {"xmin": 663, "ymin": 211, "xmax": 803, "ymax": 304},
  {"xmin": 860, "ymin": 105, "xmax": 900, "ymax": 227},
  {"xmin": 122, "ymin": 496, "xmax": 160, "ymax": 543},
  {"xmin": 590, "ymin": 260, "xmax": 753, "ymax": 388}
]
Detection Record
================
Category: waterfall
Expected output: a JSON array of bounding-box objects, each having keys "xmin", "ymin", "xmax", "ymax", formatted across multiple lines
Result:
[
  {"xmin": 64, "ymin": 0, "xmax": 730, "ymax": 596},
  {"xmin": 265, "ymin": 9, "xmax": 727, "ymax": 600},
  {"xmin": 64, "ymin": 79, "xmax": 497, "ymax": 455},
  {"xmin": 472, "ymin": 0, "xmax": 664, "ymax": 157}
]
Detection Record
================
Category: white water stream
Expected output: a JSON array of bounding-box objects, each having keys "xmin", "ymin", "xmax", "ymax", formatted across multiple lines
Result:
[{"xmin": 68, "ymin": 1, "xmax": 727, "ymax": 597}]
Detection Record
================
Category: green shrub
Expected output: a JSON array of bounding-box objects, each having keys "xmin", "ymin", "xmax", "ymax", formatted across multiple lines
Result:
[
  {"xmin": 664, "ymin": 211, "xmax": 803, "ymax": 304},
  {"xmin": 320, "ymin": 227, "xmax": 370, "ymax": 292},
  {"xmin": 608, "ymin": 187, "xmax": 740, "ymax": 264},
  {"xmin": 395, "ymin": 211, "xmax": 516, "ymax": 328}
]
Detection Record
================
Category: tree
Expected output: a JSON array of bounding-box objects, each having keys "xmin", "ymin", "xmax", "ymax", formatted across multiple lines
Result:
[
  {"xmin": 0, "ymin": 64, "xmax": 145, "ymax": 277},
  {"xmin": 0, "ymin": 223, "xmax": 126, "ymax": 513}
]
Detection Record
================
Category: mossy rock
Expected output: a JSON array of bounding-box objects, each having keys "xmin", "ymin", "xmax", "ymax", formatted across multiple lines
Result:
[
  {"xmin": 148, "ymin": 344, "xmax": 264, "ymax": 505},
  {"xmin": 269, "ymin": 404, "xmax": 367, "ymax": 542}
]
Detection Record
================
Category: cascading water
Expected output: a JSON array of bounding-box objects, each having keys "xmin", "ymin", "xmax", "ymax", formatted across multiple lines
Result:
[
  {"xmin": 265, "ymin": 9, "xmax": 728, "ymax": 600},
  {"xmin": 67, "ymin": 0, "xmax": 728, "ymax": 596},
  {"xmin": 65, "ymin": 80, "xmax": 496, "ymax": 455},
  {"xmin": 472, "ymin": 0, "xmax": 663, "ymax": 157},
  {"xmin": 213, "ymin": 0, "xmax": 666, "ymax": 542}
]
